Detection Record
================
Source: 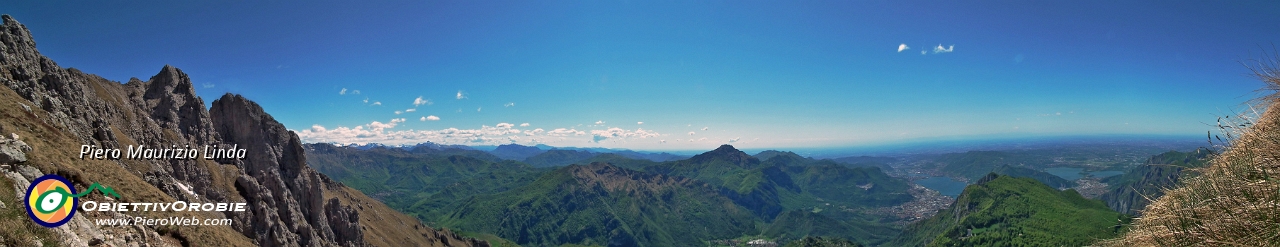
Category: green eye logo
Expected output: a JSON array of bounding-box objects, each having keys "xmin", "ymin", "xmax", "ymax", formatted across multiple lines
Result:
[
  {"xmin": 25, "ymin": 175, "xmax": 77, "ymax": 227},
  {"xmin": 33, "ymin": 186, "xmax": 71, "ymax": 214}
]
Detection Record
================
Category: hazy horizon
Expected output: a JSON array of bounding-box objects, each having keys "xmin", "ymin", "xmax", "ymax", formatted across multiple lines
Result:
[
  {"xmin": 327, "ymin": 133, "xmax": 1205, "ymax": 159},
  {"xmin": 6, "ymin": 1, "xmax": 1278, "ymax": 150}
]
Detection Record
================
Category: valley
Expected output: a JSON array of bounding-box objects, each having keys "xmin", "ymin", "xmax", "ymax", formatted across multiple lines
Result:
[{"xmin": 306, "ymin": 139, "xmax": 1209, "ymax": 246}]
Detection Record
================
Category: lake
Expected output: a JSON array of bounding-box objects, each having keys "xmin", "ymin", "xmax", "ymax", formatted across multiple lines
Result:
[
  {"xmin": 916, "ymin": 177, "xmax": 967, "ymax": 197},
  {"xmin": 1044, "ymin": 167, "xmax": 1125, "ymax": 180}
]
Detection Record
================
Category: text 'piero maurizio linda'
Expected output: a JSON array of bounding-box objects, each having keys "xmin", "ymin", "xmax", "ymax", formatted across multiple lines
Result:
[{"xmin": 78, "ymin": 144, "xmax": 246, "ymax": 160}]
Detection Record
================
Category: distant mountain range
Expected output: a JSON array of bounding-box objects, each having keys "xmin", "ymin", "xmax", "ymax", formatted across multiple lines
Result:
[
  {"xmin": 307, "ymin": 144, "xmax": 919, "ymax": 246},
  {"xmin": 303, "ymin": 134, "xmax": 1218, "ymax": 246}
]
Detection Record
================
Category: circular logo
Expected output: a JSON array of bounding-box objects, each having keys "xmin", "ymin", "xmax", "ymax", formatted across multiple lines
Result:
[{"xmin": 25, "ymin": 174, "xmax": 78, "ymax": 227}]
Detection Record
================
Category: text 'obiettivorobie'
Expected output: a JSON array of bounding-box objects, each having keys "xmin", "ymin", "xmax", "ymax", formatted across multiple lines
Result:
[{"xmin": 78, "ymin": 144, "xmax": 246, "ymax": 160}]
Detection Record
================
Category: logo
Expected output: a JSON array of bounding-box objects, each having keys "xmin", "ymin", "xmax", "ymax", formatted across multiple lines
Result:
[
  {"xmin": 25, "ymin": 174, "xmax": 78, "ymax": 227},
  {"xmin": 23, "ymin": 174, "xmax": 120, "ymax": 228}
]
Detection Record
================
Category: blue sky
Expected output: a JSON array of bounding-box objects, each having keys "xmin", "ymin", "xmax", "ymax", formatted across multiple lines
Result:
[{"xmin": 5, "ymin": 1, "xmax": 1279, "ymax": 151}]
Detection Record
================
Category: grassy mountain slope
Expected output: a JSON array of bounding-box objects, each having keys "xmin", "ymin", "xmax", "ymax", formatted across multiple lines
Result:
[
  {"xmin": 892, "ymin": 174, "xmax": 1127, "ymax": 246},
  {"xmin": 1105, "ymin": 68, "xmax": 1280, "ymax": 245}
]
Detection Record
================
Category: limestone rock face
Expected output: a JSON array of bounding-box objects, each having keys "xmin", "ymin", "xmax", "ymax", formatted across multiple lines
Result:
[
  {"xmin": 211, "ymin": 93, "xmax": 336, "ymax": 246},
  {"xmin": 0, "ymin": 14, "xmax": 486, "ymax": 247},
  {"xmin": 0, "ymin": 134, "xmax": 29, "ymax": 164}
]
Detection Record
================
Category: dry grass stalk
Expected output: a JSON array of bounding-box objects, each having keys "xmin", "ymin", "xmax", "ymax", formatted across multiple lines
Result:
[{"xmin": 1101, "ymin": 55, "xmax": 1280, "ymax": 246}]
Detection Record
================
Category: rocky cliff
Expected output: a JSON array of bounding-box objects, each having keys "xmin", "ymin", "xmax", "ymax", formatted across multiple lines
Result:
[{"xmin": 0, "ymin": 14, "xmax": 486, "ymax": 247}]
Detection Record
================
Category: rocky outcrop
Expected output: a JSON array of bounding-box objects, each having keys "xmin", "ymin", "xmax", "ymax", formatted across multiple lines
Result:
[
  {"xmin": 211, "ymin": 93, "xmax": 343, "ymax": 246},
  {"xmin": 0, "ymin": 133, "xmax": 30, "ymax": 164},
  {"xmin": 0, "ymin": 14, "xmax": 485, "ymax": 247}
]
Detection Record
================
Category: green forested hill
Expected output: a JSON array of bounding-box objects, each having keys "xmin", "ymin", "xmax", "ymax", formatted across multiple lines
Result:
[
  {"xmin": 784, "ymin": 162, "xmax": 914, "ymax": 207},
  {"xmin": 646, "ymin": 145, "xmax": 914, "ymax": 220},
  {"xmin": 522, "ymin": 149, "xmax": 599, "ymax": 167},
  {"xmin": 783, "ymin": 236, "xmax": 864, "ymax": 247},
  {"xmin": 442, "ymin": 163, "xmax": 759, "ymax": 246},
  {"xmin": 990, "ymin": 165, "xmax": 1076, "ymax": 189},
  {"xmin": 1099, "ymin": 149, "xmax": 1212, "ymax": 215},
  {"xmin": 934, "ymin": 151, "xmax": 1059, "ymax": 182},
  {"xmin": 304, "ymin": 144, "xmax": 544, "ymax": 220},
  {"xmin": 891, "ymin": 174, "xmax": 1128, "ymax": 247},
  {"xmin": 764, "ymin": 210, "xmax": 899, "ymax": 245}
]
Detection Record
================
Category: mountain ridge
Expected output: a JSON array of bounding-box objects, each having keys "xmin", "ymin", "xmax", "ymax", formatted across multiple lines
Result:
[{"xmin": 0, "ymin": 15, "xmax": 484, "ymax": 247}]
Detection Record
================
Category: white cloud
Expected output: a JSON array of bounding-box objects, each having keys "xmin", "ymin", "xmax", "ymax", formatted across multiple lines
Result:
[
  {"xmin": 296, "ymin": 117, "xmax": 665, "ymax": 146},
  {"xmin": 202, "ymin": 83, "xmax": 215, "ymax": 89},
  {"xmin": 352, "ymin": 90, "xmax": 360, "ymax": 94},
  {"xmin": 595, "ymin": 120, "xmax": 605, "ymax": 125},
  {"xmin": 504, "ymin": 102, "xmax": 515, "ymax": 107},
  {"xmin": 729, "ymin": 137, "xmax": 741, "ymax": 142},
  {"xmin": 688, "ymin": 131, "xmax": 696, "ymax": 136},
  {"xmin": 477, "ymin": 107, "xmax": 482, "ymax": 112},
  {"xmin": 921, "ymin": 50, "xmax": 927, "ymax": 55},
  {"xmin": 413, "ymin": 96, "xmax": 432, "ymax": 107},
  {"xmin": 933, "ymin": 44, "xmax": 954, "ymax": 54},
  {"xmin": 371, "ymin": 101, "xmax": 382, "ymax": 106},
  {"xmin": 701, "ymin": 127, "xmax": 709, "ymax": 131},
  {"xmin": 456, "ymin": 90, "xmax": 467, "ymax": 99},
  {"xmin": 366, "ymin": 118, "xmax": 406, "ymax": 132},
  {"xmin": 590, "ymin": 127, "xmax": 661, "ymax": 143},
  {"xmin": 897, "ymin": 44, "xmax": 909, "ymax": 52},
  {"xmin": 340, "ymin": 88, "xmax": 348, "ymax": 95},
  {"xmin": 637, "ymin": 122, "xmax": 644, "ymax": 125},
  {"xmin": 394, "ymin": 110, "xmax": 403, "ymax": 115},
  {"xmin": 298, "ymin": 120, "xmax": 544, "ymax": 146},
  {"xmin": 363, "ymin": 98, "xmax": 369, "ymax": 104},
  {"xmin": 547, "ymin": 128, "xmax": 586, "ymax": 137},
  {"xmin": 406, "ymin": 108, "xmax": 416, "ymax": 112}
]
